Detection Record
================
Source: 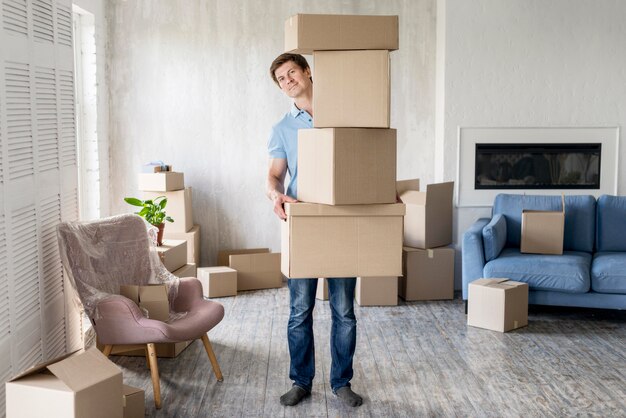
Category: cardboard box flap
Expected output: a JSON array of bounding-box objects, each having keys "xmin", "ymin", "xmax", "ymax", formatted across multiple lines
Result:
[
  {"xmin": 396, "ymin": 179, "xmax": 420, "ymax": 196},
  {"xmin": 46, "ymin": 347, "xmax": 121, "ymax": 392},
  {"xmin": 9, "ymin": 349, "xmax": 81, "ymax": 382},
  {"xmin": 399, "ymin": 190, "xmax": 426, "ymax": 206},
  {"xmin": 123, "ymin": 385, "xmax": 144, "ymax": 397},
  {"xmin": 285, "ymin": 203, "xmax": 405, "ymax": 217},
  {"xmin": 425, "ymin": 181, "xmax": 454, "ymax": 204}
]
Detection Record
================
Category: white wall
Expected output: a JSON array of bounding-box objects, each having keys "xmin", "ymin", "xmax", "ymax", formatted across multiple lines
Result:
[{"xmin": 106, "ymin": 0, "xmax": 437, "ymax": 265}]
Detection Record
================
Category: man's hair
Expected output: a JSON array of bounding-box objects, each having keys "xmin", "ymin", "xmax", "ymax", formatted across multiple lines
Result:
[{"xmin": 269, "ymin": 53, "xmax": 310, "ymax": 86}]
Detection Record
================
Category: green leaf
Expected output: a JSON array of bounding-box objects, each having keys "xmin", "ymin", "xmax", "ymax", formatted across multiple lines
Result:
[
  {"xmin": 165, "ymin": 216, "xmax": 174, "ymax": 223},
  {"xmin": 138, "ymin": 207, "xmax": 150, "ymax": 216},
  {"xmin": 124, "ymin": 197, "xmax": 144, "ymax": 207},
  {"xmin": 159, "ymin": 198, "xmax": 168, "ymax": 210}
]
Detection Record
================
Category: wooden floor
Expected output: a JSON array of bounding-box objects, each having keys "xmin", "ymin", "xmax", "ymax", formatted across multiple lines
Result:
[{"xmin": 112, "ymin": 284, "xmax": 626, "ymax": 417}]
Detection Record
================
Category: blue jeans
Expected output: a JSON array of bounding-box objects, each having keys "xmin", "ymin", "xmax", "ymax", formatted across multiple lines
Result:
[{"xmin": 287, "ymin": 278, "xmax": 357, "ymax": 393}]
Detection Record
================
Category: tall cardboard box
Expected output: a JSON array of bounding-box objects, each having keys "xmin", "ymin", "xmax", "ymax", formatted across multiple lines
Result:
[
  {"xmin": 123, "ymin": 385, "xmax": 145, "ymax": 418},
  {"xmin": 137, "ymin": 172, "xmax": 184, "ymax": 191},
  {"xmin": 229, "ymin": 252, "xmax": 282, "ymax": 291},
  {"xmin": 355, "ymin": 277, "xmax": 398, "ymax": 306},
  {"xmin": 313, "ymin": 50, "xmax": 390, "ymax": 128},
  {"xmin": 164, "ymin": 224, "xmax": 201, "ymax": 264},
  {"xmin": 284, "ymin": 14, "xmax": 399, "ymax": 54},
  {"xmin": 156, "ymin": 239, "xmax": 187, "ymax": 272},
  {"xmin": 400, "ymin": 247, "xmax": 454, "ymax": 301},
  {"xmin": 197, "ymin": 266, "xmax": 238, "ymax": 297},
  {"xmin": 297, "ymin": 128, "xmax": 397, "ymax": 205},
  {"xmin": 120, "ymin": 284, "xmax": 170, "ymax": 322},
  {"xmin": 217, "ymin": 248, "xmax": 270, "ymax": 266},
  {"xmin": 6, "ymin": 348, "xmax": 123, "ymax": 418},
  {"xmin": 282, "ymin": 203, "xmax": 405, "ymax": 278},
  {"xmin": 142, "ymin": 187, "xmax": 193, "ymax": 233},
  {"xmin": 468, "ymin": 278, "xmax": 529, "ymax": 332},
  {"xmin": 399, "ymin": 180, "xmax": 454, "ymax": 249},
  {"xmin": 316, "ymin": 278, "xmax": 328, "ymax": 300},
  {"xmin": 172, "ymin": 263, "xmax": 197, "ymax": 278},
  {"xmin": 520, "ymin": 195, "xmax": 565, "ymax": 255}
]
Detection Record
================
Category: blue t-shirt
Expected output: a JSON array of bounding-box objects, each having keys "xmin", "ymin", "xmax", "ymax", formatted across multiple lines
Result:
[{"xmin": 267, "ymin": 103, "xmax": 313, "ymax": 199}]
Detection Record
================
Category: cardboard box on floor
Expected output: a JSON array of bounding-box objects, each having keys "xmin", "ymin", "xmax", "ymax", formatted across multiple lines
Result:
[
  {"xmin": 284, "ymin": 14, "xmax": 399, "ymax": 54},
  {"xmin": 156, "ymin": 239, "xmax": 187, "ymax": 272},
  {"xmin": 468, "ymin": 278, "xmax": 529, "ymax": 332},
  {"xmin": 6, "ymin": 347, "xmax": 123, "ymax": 418},
  {"xmin": 229, "ymin": 252, "xmax": 282, "ymax": 291},
  {"xmin": 316, "ymin": 278, "xmax": 328, "ymax": 300},
  {"xmin": 98, "ymin": 340, "xmax": 192, "ymax": 358},
  {"xmin": 197, "ymin": 266, "xmax": 237, "ymax": 298},
  {"xmin": 137, "ymin": 172, "xmax": 184, "ymax": 192},
  {"xmin": 164, "ymin": 224, "xmax": 201, "ymax": 264},
  {"xmin": 313, "ymin": 50, "xmax": 390, "ymax": 128},
  {"xmin": 521, "ymin": 194, "xmax": 565, "ymax": 255},
  {"xmin": 400, "ymin": 247, "xmax": 455, "ymax": 301},
  {"xmin": 142, "ymin": 187, "xmax": 193, "ymax": 233},
  {"xmin": 123, "ymin": 385, "xmax": 145, "ymax": 418},
  {"xmin": 282, "ymin": 203, "xmax": 405, "ymax": 278},
  {"xmin": 297, "ymin": 128, "xmax": 397, "ymax": 205},
  {"xmin": 120, "ymin": 284, "xmax": 169, "ymax": 322},
  {"xmin": 217, "ymin": 248, "xmax": 270, "ymax": 266},
  {"xmin": 355, "ymin": 277, "xmax": 398, "ymax": 306},
  {"xmin": 172, "ymin": 263, "xmax": 197, "ymax": 278},
  {"xmin": 398, "ymin": 179, "xmax": 454, "ymax": 249}
]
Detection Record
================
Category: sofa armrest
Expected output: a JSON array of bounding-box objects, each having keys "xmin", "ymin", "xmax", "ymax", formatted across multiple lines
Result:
[{"xmin": 462, "ymin": 218, "xmax": 490, "ymax": 300}]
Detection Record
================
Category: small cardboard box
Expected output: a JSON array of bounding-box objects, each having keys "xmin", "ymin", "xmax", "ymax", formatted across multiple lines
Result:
[
  {"xmin": 6, "ymin": 347, "xmax": 123, "ymax": 418},
  {"xmin": 468, "ymin": 278, "xmax": 529, "ymax": 332},
  {"xmin": 120, "ymin": 284, "xmax": 170, "ymax": 322},
  {"xmin": 137, "ymin": 172, "xmax": 184, "ymax": 192},
  {"xmin": 217, "ymin": 248, "xmax": 270, "ymax": 266},
  {"xmin": 400, "ymin": 247, "xmax": 455, "ymax": 301},
  {"xmin": 297, "ymin": 128, "xmax": 397, "ymax": 205},
  {"xmin": 355, "ymin": 277, "xmax": 398, "ymax": 306},
  {"xmin": 229, "ymin": 252, "xmax": 282, "ymax": 291},
  {"xmin": 156, "ymin": 239, "xmax": 187, "ymax": 272},
  {"xmin": 282, "ymin": 203, "xmax": 405, "ymax": 278},
  {"xmin": 313, "ymin": 50, "xmax": 390, "ymax": 128},
  {"xmin": 197, "ymin": 266, "xmax": 237, "ymax": 298},
  {"xmin": 521, "ymin": 195, "xmax": 565, "ymax": 255},
  {"xmin": 123, "ymin": 385, "xmax": 145, "ymax": 418},
  {"xmin": 172, "ymin": 263, "xmax": 197, "ymax": 278},
  {"xmin": 399, "ymin": 180, "xmax": 454, "ymax": 249},
  {"xmin": 142, "ymin": 187, "xmax": 193, "ymax": 233},
  {"xmin": 100, "ymin": 340, "xmax": 192, "ymax": 358},
  {"xmin": 164, "ymin": 224, "xmax": 200, "ymax": 264},
  {"xmin": 284, "ymin": 14, "xmax": 399, "ymax": 54},
  {"xmin": 316, "ymin": 278, "xmax": 328, "ymax": 300}
]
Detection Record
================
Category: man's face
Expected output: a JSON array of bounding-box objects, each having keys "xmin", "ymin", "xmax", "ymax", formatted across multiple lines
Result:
[{"xmin": 274, "ymin": 61, "xmax": 312, "ymax": 99}]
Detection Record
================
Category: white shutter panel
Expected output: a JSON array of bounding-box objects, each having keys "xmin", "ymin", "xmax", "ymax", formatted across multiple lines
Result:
[
  {"xmin": 59, "ymin": 68, "xmax": 75, "ymax": 168},
  {"xmin": 2, "ymin": 0, "xmax": 28, "ymax": 37},
  {"xmin": 5, "ymin": 61, "xmax": 34, "ymax": 181},
  {"xmin": 32, "ymin": 0, "xmax": 52, "ymax": 43},
  {"xmin": 35, "ymin": 66, "xmax": 58, "ymax": 172},
  {"xmin": 55, "ymin": 3, "xmax": 70, "ymax": 47}
]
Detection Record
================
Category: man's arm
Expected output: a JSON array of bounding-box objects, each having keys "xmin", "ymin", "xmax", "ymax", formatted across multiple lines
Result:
[{"xmin": 267, "ymin": 158, "xmax": 297, "ymax": 220}]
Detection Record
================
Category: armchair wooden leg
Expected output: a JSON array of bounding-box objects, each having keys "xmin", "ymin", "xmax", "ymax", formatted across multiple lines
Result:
[
  {"xmin": 146, "ymin": 343, "xmax": 162, "ymax": 409},
  {"xmin": 102, "ymin": 345, "xmax": 113, "ymax": 357},
  {"xmin": 145, "ymin": 348, "xmax": 151, "ymax": 369},
  {"xmin": 201, "ymin": 334, "xmax": 223, "ymax": 382}
]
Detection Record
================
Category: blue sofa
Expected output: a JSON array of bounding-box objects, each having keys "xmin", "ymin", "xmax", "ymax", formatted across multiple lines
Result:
[{"xmin": 462, "ymin": 194, "xmax": 626, "ymax": 310}]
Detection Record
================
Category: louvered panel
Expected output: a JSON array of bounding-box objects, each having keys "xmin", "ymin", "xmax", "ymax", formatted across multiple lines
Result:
[
  {"xmin": 2, "ymin": 0, "xmax": 28, "ymax": 37},
  {"xmin": 5, "ymin": 61, "xmax": 34, "ymax": 180},
  {"xmin": 11, "ymin": 205, "xmax": 39, "ymax": 324},
  {"xmin": 56, "ymin": 4, "xmax": 72, "ymax": 47},
  {"xmin": 17, "ymin": 340, "xmax": 42, "ymax": 371},
  {"xmin": 0, "ymin": 362, "xmax": 11, "ymax": 416},
  {"xmin": 40, "ymin": 195, "xmax": 62, "ymax": 302},
  {"xmin": 32, "ymin": 0, "xmax": 53, "ymax": 43},
  {"xmin": 44, "ymin": 318, "xmax": 65, "ymax": 359},
  {"xmin": 0, "ymin": 217, "xmax": 8, "ymax": 341},
  {"xmin": 0, "ymin": 102, "xmax": 3, "ymax": 184},
  {"xmin": 59, "ymin": 70, "xmax": 76, "ymax": 167},
  {"xmin": 35, "ymin": 66, "xmax": 58, "ymax": 172},
  {"xmin": 62, "ymin": 187, "xmax": 78, "ymax": 221}
]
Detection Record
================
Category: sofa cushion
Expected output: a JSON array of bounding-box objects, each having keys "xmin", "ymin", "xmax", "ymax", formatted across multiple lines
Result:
[
  {"xmin": 482, "ymin": 214, "xmax": 507, "ymax": 262},
  {"xmin": 492, "ymin": 194, "xmax": 596, "ymax": 253},
  {"xmin": 591, "ymin": 252, "xmax": 626, "ymax": 294},
  {"xmin": 596, "ymin": 195, "xmax": 626, "ymax": 251},
  {"xmin": 483, "ymin": 248, "xmax": 591, "ymax": 293}
]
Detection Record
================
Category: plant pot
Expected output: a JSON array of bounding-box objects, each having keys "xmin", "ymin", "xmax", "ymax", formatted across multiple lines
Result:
[{"xmin": 155, "ymin": 223, "xmax": 165, "ymax": 246}]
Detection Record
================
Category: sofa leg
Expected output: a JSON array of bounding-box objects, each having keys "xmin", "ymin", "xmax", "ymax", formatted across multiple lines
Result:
[
  {"xmin": 201, "ymin": 334, "xmax": 223, "ymax": 382},
  {"xmin": 146, "ymin": 343, "xmax": 162, "ymax": 409},
  {"xmin": 465, "ymin": 300, "xmax": 468, "ymax": 315}
]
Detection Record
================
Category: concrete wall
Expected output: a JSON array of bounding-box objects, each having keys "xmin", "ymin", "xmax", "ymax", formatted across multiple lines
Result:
[{"xmin": 106, "ymin": 0, "xmax": 437, "ymax": 265}]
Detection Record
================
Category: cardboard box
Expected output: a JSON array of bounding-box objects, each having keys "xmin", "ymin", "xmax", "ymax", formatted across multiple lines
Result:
[
  {"xmin": 123, "ymin": 385, "xmax": 145, "ymax": 418},
  {"xmin": 6, "ymin": 347, "xmax": 123, "ymax": 418},
  {"xmin": 399, "ymin": 180, "xmax": 454, "ymax": 249},
  {"xmin": 197, "ymin": 266, "xmax": 237, "ymax": 298},
  {"xmin": 229, "ymin": 252, "xmax": 282, "ymax": 291},
  {"xmin": 156, "ymin": 239, "xmax": 187, "ymax": 272},
  {"xmin": 282, "ymin": 203, "xmax": 405, "ymax": 278},
  {"xmin": 284, "ymin": 14, "xmax": 399, "ymax": 54},
  {"xmin": 172, "ymin": 263, "xmax": 197, "ymax": 278},
  {"xmin": 164, "ymin": 224, "xmax": 200, "ymax": 264},
  {"xmin": 520, "ymin": 195, "xmax": 565, "ymax": 255},
  {"xmin": 355, "ymin": 277, "xmax": 398, "ymax": 306},
  {"xmin": 316, "ymin": 278, "xmax": 328, "ymax": 300},
  {"xmin": 217, "ymin": 248, "xmax": 270, "ymax": 266},
  {"xmin": 142, "ymin": 187, "xmax": 193, "ymax": 233},
  {"xmin": 400, "ymin": 247, "xmax": 455, "ymax": 301},
  {"xmin": 468, "ymin": 278, "xmax": 529, "ymax": 332},
  {"xmin": 313, "ymin": 50, "xmax": 390, "ymax": 128},
  {"xmin": 137, "ymin": 172, "xmax": 184, "ymax": 191},
  {"xmin": 297, "ymin": 128, "xmax": 397, "ymax": 205},
  {"xmin": 101, "ymin": 340, "xmax": 192, "ymax": 358},
  {"xmin": 120, "ymin": 284, "xmax": 170, "ymax": 322}
]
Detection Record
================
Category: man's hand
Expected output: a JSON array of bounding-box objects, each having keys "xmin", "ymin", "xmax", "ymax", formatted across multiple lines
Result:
[{"xmin": 271, "ymin": 191, "xmax": 297, "ymax": 220}]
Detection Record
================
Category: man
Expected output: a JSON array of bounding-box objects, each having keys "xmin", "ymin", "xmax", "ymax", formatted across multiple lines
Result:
[{"xmin": 266, "ymin": 53, "xmax": 363, "ymax": 408}]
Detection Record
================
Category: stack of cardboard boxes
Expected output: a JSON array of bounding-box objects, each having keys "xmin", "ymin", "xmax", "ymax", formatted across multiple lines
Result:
[{"xmin": 282, "ymin": 14, "xmax": 404, "ymax": 306}]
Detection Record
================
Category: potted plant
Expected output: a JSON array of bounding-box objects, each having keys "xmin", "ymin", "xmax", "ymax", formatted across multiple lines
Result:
[{"xmin": 124, "ymin": 196, "xmax": 174, "ymax": 245}]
